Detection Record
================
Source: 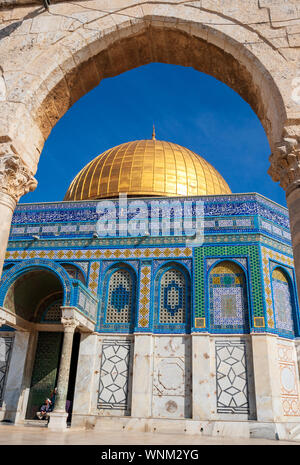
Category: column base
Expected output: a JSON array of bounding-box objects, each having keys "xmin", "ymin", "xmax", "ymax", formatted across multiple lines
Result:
[{"xmin": 48, "ymin": 411, "xmax": 68, "ymax": 431}]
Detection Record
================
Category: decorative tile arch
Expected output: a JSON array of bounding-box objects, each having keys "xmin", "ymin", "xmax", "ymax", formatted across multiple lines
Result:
[
  {"xmin": 0, "ymin": 258, "xmax": 73, "ymax": 308},
  {"xmin": 208, "ymin": 260, "xmax": 250, "ymax": 333},
  {"xmin": 59, "ymin": 262, "xmax": 87, "ymax": 285},
  {"xmin": 271, "ymin": 266, "xmax": 298, "ymax": 337},
  {"xmin": 153, "ymin": 261, "xmax": 191, "ymax": 333},
  {"xmin": 98, "ymin": 262, "xmax": 137, "ymax": 333}
]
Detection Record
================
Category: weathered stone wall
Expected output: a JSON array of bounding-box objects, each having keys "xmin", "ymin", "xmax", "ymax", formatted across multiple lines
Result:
[{"xmin": 0, "ymin": 0, "xmax": 299, "ymax": 175}]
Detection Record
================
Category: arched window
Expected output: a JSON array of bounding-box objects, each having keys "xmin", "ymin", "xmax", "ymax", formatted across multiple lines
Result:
[
  {"xmin": 159, "ymin": 268, "xmax": 186, "ymax": 325},
  {"xmin": 272, "ymin": 267, "xmax": 295, "ymax": 336},
  {"xmin": 209, "ymin": 261, "xmax": 249, "ymax": 332},
  {"xmin": 39, "ymin": 295, "xmax": 63, "ymax": 323},
  {"xmin": 105, "ymin": 267, "xmax": 135, "ymax": 325},
  {"xmin": 153, "ymin": 263, "xmax": 190, "ymax": 333}
]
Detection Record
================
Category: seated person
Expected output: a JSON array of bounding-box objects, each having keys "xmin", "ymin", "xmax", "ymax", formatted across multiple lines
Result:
[{"xmin": 36, "ymin": 398, "xmax": 53, "ymax": 420}]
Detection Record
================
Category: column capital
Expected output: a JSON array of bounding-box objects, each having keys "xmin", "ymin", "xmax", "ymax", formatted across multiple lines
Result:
[
  {"xmin": 0, "ymin": 143, "xmax": 37, "ymax": 203},
  {"xmin": 61, "ymin": 316, "xmax": 79, "ymax": 333},
  {"xmin": 268, "ymin": 126, "xmax": 300, "ymax": 197}
]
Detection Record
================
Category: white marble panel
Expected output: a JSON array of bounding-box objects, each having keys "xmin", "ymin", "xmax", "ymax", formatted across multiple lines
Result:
[{"xmin": 152, "ymin": 336, "xmax": 191, "ymax": 419}]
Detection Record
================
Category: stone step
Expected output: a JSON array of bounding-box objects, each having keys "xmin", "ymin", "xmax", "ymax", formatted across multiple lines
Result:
[{"xmin": 24, "ymin": 420, "xmax": 48, "ymax": 428}]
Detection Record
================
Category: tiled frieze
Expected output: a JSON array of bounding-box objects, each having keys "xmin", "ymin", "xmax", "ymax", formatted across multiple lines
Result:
[
  {"xmin": 5, "ymin": 246, "xmax": 192, "ymax": 261},
  {"xmin": 277, "ymin": 341, "xmax": 300, "ymax": 417},
  {"xmin": 11, "ymin": 194, "xmax": 290, "ymax": 229}
]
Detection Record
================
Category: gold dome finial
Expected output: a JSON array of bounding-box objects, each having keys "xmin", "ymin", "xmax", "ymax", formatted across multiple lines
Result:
[{"xmin": 152, "ymin": 124, "xmax": 156, "ymax": 140}]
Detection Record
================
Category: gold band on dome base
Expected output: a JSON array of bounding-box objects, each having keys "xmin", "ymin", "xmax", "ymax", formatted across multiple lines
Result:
[{"xmin": 64, "ymin": 139, "xmax": 231, "ymax": 201}]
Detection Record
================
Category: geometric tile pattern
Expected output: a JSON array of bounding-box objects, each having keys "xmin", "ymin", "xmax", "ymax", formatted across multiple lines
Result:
[
  {"xmin": 97, "ymin": 340, "xmax": 132, "ymax": 410},
  {"xmin": 215, "ymin": 340, "xmax": 249, "ymax": 414},
  {"xmin": 261, "ymin": 246, "xmax": 294, "ymax": 330},
  {"xmin": 159, "ymin": 269, "xmax": 186, "ymax": 324},
  {"xmin": 41, "ymin": 299, "xmax": 61, "ymax": 322},
  {"xmin": 25, "ymin": 332, "xmax": 63, "ymax": 419},
  {"xmin": 195, "ymin": 245, "xmax": 263, "ymax": 327},
  {"xmin": 207, "ymin": 257, "xmax": 248, "ymax": 272},
  {"xmin": 153, "ymin": 264, "xmax": 190, "ymax": 333},
  {"xmin": 106, "ymin": 270, "xmax": 132, "ymax": 324},
  {"xmin": 5, "ymin": 247, "xmax": 192, "ymax": 261},
  {"xmin": 209, "ymin": 261, "xmax": 249, "ymax": 331},
  {"xmin": 272, "ymin": 269, "xmax": 294, "ymax": 336},
  {"xmin": 277, "ymin": 342, "xmax": 300, "ymax": 416},
  {"xmin": 0, "ymin": 337, "xmax": 13, "ymax": 407},
  {"xmin": 138, "ymin": 263, "xmax": 151, "ymax": 329},
  {"xmin": 88, "ymin": 261, "xmax": 100, "ymax": 295},
  {"xmin": 60, "ymin": 263, "xmax": 86, "ymax": 284}
]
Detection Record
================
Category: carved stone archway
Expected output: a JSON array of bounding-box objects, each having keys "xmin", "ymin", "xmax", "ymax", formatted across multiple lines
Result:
[{"xmin": 0, "ymin": 0, "xmax": 300, "ymax": 285}]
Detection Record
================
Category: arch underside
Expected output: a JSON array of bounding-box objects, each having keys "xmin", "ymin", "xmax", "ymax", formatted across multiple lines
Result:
[
  {"xmin": 3, "ymin": 269, "xmax": 63, "ymax": 322},
  {"xmin": 37, "ymin": 27, "xmax": 278, "ymax": 142}
]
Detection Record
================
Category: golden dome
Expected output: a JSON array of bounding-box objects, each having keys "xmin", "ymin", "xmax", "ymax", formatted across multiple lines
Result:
[{"xmin": 64, "ymin": 139, "xmax": 231, "ymax": 201}]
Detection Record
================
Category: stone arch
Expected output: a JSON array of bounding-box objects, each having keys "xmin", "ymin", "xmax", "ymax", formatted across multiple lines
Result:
[
  {"xmin": 0, "ymin": 259, "xmax": 73, "ymax": 320},
  {"xmin": 1, "ymin": 3, "xmax": 297, "ymax": 176},
  {"xmin": 208, "ymin": 259, "xmax": 250, "ymax": 332}
]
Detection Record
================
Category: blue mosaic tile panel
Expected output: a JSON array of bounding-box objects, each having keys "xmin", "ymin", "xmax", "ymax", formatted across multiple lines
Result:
[
  {"xmin": 272, "ymin": 268, "xmax": 295, "ymax": 337},
  {"xmin": 106, "ymin": 270, "xmax": 133, "ymax": 324},
  {"xmin": 159, "ymin": 269, "xmax": 186, "ymax": 324}
]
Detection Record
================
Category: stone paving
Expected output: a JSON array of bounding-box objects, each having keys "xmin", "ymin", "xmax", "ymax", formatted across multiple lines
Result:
[{"xmin": 0, "ymin": 424, "xmax": 297, "ymax": 445}]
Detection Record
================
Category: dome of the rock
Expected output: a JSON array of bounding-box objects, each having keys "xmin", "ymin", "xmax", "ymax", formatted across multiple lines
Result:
[{"xmin": 64, "ymin": 139, "xmax": 231, "ymax": 201}]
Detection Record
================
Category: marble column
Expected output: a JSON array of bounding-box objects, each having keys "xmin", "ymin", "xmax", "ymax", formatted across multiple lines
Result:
[
  {"xmin": 0, "ymin": 193, "xmax": 16, "ymax": 278},
  {"xmin": 0, "ymin": 146, "xmax": 37, "ymax": 279},
  {"xmin": 48, "ymin": 318, "xmax": 78, "ymax": 430},
  {"xmin": 269, "ymin": 131, "xmax": 300, "ymax": 298},
  {"xmin": 251, "ymin": 334, "xmax": 282, "ymax": 422},
  {"xmin": 131, "ymin": 334, "xmax": 153, "ymax": 418},
  {"xmin": 191, "ymin": 333, "xmax": 212, "ymax": 420},
  {"xmin": 269, "ymin": 130, "xmax": 300, "ymax": 379}
]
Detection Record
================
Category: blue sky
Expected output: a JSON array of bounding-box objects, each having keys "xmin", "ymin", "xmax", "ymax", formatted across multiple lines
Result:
[{"xmin": 21, "ymin": 63, "xmax": 286, "ymax": 207}]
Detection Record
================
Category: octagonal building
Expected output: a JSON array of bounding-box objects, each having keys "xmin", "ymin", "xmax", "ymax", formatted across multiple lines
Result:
[{"xmin": 0, "ymin": 136, "xmax": 299, "ymax": 439}]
